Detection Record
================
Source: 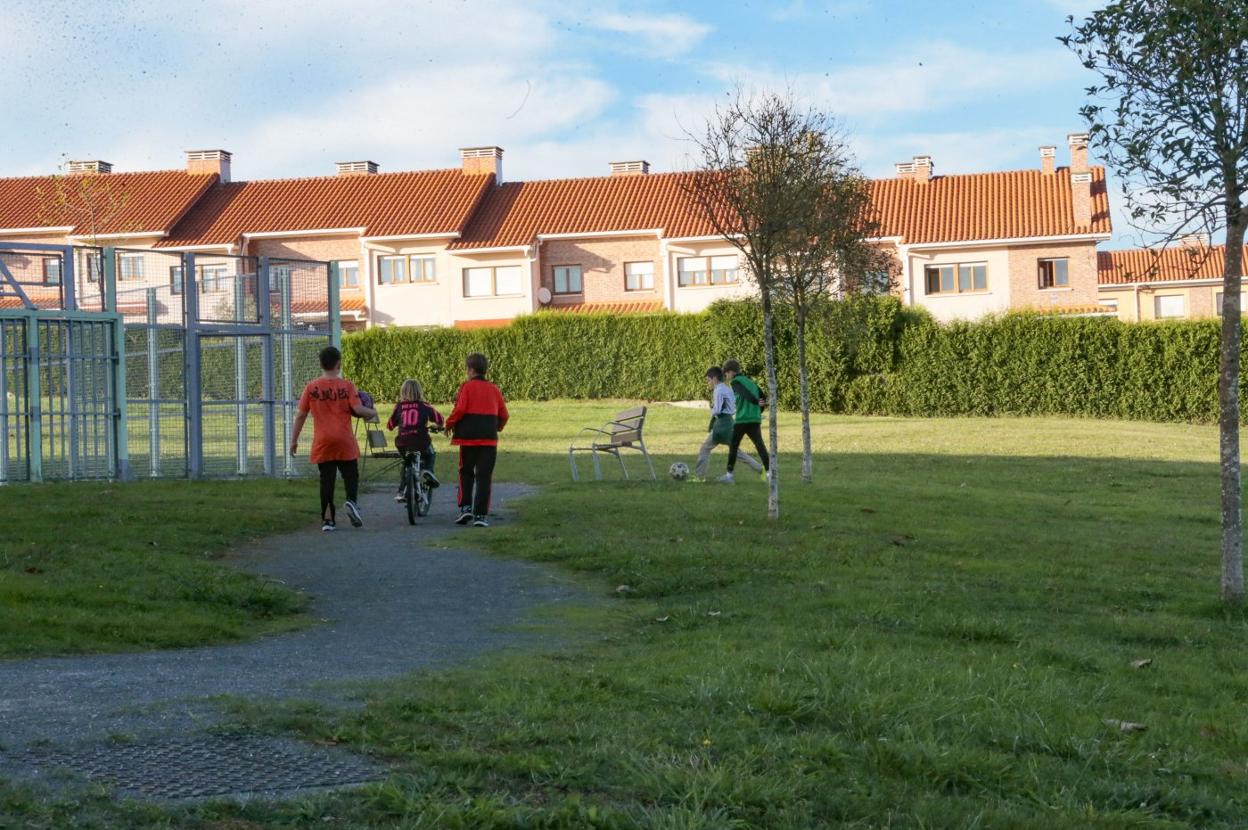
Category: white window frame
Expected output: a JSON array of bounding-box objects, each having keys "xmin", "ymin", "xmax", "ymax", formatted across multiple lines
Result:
[
  {"xmin": 169, "ymin": 265, "xmax": 184, "ymax": 295},
  {"xmin": 42, "ymin": 257, "xmax": 62, "ymax": 286},
  {"xmin": 336, "ymin": 260, "xmax": 359, "ymax": 288},
  {"xmin": 553, "ymin": 265, "xmax": 583, "ymax": 295},
  {"xmin": 925, "ymin": 262, "xmax": 988, "ymax": 296},
  {"xmin": 378, "ymin": 255, "xmax": 407, "ymax": 285},
  {"xmin": 411, "ymin": 255, "xmax": 436, "ymax": 283},
  {"xmin": 678, "ymin": 255, "xmax": 739, "ymax": 287},
  {"xmin": 1154, "ymin": 294, "xmax": 1185, "ymax": 319},
  {"xmin": 463, "ymin": 265, "xmax": 524, "ymax": 298},
  {"xmin": 199, "ymin": 264, "xmax": 229, "ymax": 294},
  {"xmin": 625, "ymin": 261, "xmax": 655, "ymax": 292},
  {"xmin": 118, "ymin": 252, "xmax": 145, "ymax": 282}
]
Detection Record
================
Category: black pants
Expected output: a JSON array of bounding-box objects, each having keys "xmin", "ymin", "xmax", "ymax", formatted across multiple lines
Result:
[
  {"xmin": 727, "ymin": 422, "xmax": 769, "ymax": 472},
  {"xmin": 457, "ymin": 445, "xmax": 497, "ymax": 516},
  {"xmin": 318, "ymin": 459, "xmax": 359, "ymax": 521}
]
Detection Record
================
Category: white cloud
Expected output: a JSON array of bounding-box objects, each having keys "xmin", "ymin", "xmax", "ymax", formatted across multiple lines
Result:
[{"xmin": 593, "ymin": 11, "xmax": 711, "ymax": 55}]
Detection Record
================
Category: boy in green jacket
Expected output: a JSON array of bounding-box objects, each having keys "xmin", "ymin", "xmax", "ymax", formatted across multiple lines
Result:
[{"xmin": 719, "ymin": 359, "xmax": 769, "ymax": 483}]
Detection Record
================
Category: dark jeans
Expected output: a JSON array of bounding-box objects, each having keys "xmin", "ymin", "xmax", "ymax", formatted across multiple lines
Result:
[
  {"xmin": 727, "ymin": 422, "xmax": 769, "ymax": 472},
  {"xmin": 457, "ymin": 445, "xmax": 497, "ymax": 516},
  {"xmin": 318, "ymin": 459, "xmax": 359, "ymax": 521},
  {"xmin": 397, "ymin": 445, "xmax": 436, "ymax": 490}
]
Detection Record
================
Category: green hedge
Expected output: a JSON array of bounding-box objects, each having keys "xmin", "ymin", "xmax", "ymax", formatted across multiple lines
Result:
[{"xmin": 341, "ymin": 300, "xmax": 1237, "ymax": 424}]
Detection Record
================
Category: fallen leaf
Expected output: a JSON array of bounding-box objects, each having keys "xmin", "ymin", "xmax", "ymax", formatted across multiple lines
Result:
[
  {"xmin": 707, "ymin": 611, "xmax": 721, "ymax": 617},
  {"xmin": 24, "ymin": 566, "xmax": 43, "ymax": 575},
  {"xmin": 1131, "ymin": 658, "xmax": 1153, "ymax": 669},
  {"xmin": 1103, "ymin": 718, "xmax": 1148, "ymax": 733},
  {"xmin": 860, "ymin": 507, "xmax": 876, "ymax": 514},
  {"xmin": 655, "ymin": 616, "xmax": 670, "ymax": 623},
  {"xmin": 615, "ymin": 585, "xmax": 633, "ymax": 595}
]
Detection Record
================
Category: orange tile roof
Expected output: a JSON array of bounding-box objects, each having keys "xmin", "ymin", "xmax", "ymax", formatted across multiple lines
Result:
[
  {"xmin": 450, "ymin": 172, "xmax": 709, "ymax": 249},
  {"xmin": 450, "ymin": 167, "xmax": 1111, "ymax": 250},
  {"xmin": 544, "ymin": 301, "xmax": 664, "ymax": 314},
  {"xmin": 157, "ymin": 169, "xmax": 494, "ymax": 248},
  {"xmin": 1027, "ymin": 303, "xmax": 1117, "ymax": 316},
  {"xmin": 0, "ymin": 171, "xmax": 217, "ymax": 236},
  {"xmin": 454, "ymin": 318, "xmax": 512, "ymax": 330},
  {"xmin": 1098, "ymin": 245, "xmax": 1248, "ymax": 284}
]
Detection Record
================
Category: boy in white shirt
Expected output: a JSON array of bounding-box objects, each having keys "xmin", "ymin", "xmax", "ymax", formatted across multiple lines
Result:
[{"xmin": 694, "ymin": 366, "xmax": 759, "ymax": 481}]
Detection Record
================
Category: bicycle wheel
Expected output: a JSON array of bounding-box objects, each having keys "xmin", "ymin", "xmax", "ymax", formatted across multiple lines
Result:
[
  {"xmin": 404, "ymin": 464, "xmax": 418, "ymax": 525},
  {"xmin": 415, "ymin": 476, "xmax": 431, "ymax": 516}
]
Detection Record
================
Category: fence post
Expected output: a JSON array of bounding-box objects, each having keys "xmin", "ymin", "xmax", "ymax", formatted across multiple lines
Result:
[
  {"xmin": 328, "ymin": 261, "xmax": 341, "ymax": 348},
  {"xmin": 259, "ymin": 258, "xmax": 275, "ymax": 477},
  {"xmin": 184, "ymin": 253, "xmax": 202, "ymax": 479},
  {"xmin": 0, "ymin": 321, "xmax": 10, "ymax": 483},
  {"xmin": 234, "ymin": 268, "xmax": 247, "ymax": 476},
  {"xmin": 62, "ymin": 245, "xmax": 76, "ymax": 312},
  {"xmin": 104, "ymin": 248, "xmax": 132, "ymax": 481},
  {"xmin": 145, "ymin": 286, "xmax": 160, "ymax": 477},
  {"xmin": 25, "ymin": 314, "xmax": 42, "ymax": 484},
  {"xmin": 280, "ymin": 268, "xmax": 294, "ymax": 478}
]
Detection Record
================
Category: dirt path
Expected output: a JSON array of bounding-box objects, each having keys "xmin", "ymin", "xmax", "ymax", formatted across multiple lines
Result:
[{"xmin": 0, "ymin": 484, "xmax": 584, "ymax": 751}]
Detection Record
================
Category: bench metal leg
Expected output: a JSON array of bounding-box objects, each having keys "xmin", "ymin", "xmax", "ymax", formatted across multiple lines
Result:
[
  {"xmin": 569, "ymin": 448, "xmax": 580, "ymax": 481},
  {"xmin": 616, "ymin": 449, "xmax": 629, "ymax": 480},
  {"xmin": 591, "ymin": 449, "xmax": 603, "ymax": 481},
  {"xmin": 639, "ymin": 441, "xmax": 656, "ymax": 480}
]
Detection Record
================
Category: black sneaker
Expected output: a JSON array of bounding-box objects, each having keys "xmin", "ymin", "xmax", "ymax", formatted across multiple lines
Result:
[
  {"xmin": 472, "ymin": 515, "xmax": 490, "ymax": 528},
  {"xmin": 424, "ymin": 470, "xmax": 440, "ymax": 489},
  {"xmin": 455, "ymin": 507, "xmax": 473, "ymax": 525},
  {"xmin": 344, "ymin": 500, "xmax": 363, "ymax": 527},
  {"xmin": 321, "ymin": 519, "xmax": 336, "ymax": 532}
]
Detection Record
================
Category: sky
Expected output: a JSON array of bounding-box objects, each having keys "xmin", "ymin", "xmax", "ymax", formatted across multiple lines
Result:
[{"xmin": 1, "ymin": 0, "xmax": 1140, "ymax": 242}]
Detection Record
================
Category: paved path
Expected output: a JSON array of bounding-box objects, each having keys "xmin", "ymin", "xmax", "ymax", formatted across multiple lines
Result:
[{"xmin": 0, "ymin": 484, "xmax": 584, "ymax": 751}]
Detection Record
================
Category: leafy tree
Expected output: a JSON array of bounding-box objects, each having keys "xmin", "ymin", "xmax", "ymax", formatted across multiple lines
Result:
[
  {"xmin": 1063, "ymin": 1, "xmax": 1248, "ymax": 604},
  {"xmin": 36, "ymin": 163, "xmax": 134, "ymax": 307}
]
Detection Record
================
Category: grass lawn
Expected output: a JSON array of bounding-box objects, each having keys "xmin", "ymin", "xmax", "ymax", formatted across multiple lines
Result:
[
  {"xmin": 5, "ymin": 402, "xmax": 1248, "ymax": 827},
  {"xmin": 0, "ymin": 479, "xmax": 314, "ymax": 658}
]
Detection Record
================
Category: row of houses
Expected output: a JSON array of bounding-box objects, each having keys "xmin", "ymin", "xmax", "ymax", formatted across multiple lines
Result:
[{"xmin": 0, "ymin": 138, "xmax": 1241, "ymax": 328}]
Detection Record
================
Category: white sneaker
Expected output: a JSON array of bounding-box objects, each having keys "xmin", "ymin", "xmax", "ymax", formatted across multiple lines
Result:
[
  {"xmin": 717, "ymin": 473, "xmax": 735, "ymax": 484},
  {"xmin": 344, "ymin": 500, "xmax": 363, "ymax": 527}
]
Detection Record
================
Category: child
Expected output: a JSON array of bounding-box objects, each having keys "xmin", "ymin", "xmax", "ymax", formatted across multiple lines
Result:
[
  {"xmin": 720, "ymin": 359, "xmax": 768, "ymax": 483},
  {"xmin": 386, "ymin": 378, "xmax": 445, "ymax": 500},
  {"xmin": 290, "ymin": 345, "xmax": 377, "ymax": 531},
  {"xmin": 445, "ymin": 352, "xmax": 509, "ymax": 527},
  {"xmin": 694, "ymin": 365, "xmax": 748, "ymax": 481}
]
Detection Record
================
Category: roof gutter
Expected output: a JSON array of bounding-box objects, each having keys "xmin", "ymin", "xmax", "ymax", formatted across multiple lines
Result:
[
  {"xmin": 536, "ymin": 228, "xmax": 663, "ymax": 241},
  {"xmin": 448, "ymin": 244, "xmax": 532, "ymax": 255},
  {"xmin": 1099, "ymin": 277, "xmax": 1224, "ymax": 289},
  {"xmin": 67, "ymin": 231, "xmax": 165, "ymax": 241},
  {"xmin": 0, "ymin": 226, "xmax": 75, "ymax": 235},
  {"xmin": 908, "ymin": 232, "xmax": 1112, "ymax": 251},
  {"xmin": 360, "ymin": 231, "xmax": 460, "ymax": 243}
]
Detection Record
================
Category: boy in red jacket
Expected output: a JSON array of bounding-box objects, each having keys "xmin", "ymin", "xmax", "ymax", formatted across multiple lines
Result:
[{"xmin": 445, "ymin": 352, "xmax": 509, "ymax": 527}]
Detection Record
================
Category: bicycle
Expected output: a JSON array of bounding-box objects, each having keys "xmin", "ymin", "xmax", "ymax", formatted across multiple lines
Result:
[{"xmin": 398, "ymin": 427, "xmax": 441, "ymax": 525}]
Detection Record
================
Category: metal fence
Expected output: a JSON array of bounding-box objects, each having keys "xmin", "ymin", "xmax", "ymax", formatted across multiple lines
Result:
[{"xmin": 0, "ymin": 243, "xmax": 338, "ymax": 483}]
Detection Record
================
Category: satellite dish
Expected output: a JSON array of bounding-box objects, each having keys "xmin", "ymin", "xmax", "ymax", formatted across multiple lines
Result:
[{"xmin": 537, "ymin": 286, "xmax": 552, "ymax": 305}]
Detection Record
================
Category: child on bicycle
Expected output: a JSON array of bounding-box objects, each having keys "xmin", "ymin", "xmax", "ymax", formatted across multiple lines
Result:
[{"xmin": 386, "ymin": 379, "xmax": 445, "ymax": 501}]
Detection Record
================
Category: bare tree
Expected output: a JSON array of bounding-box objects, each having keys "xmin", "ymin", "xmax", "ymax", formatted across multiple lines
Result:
[
  {"xmin": 36, "ymin": 165, "xmax": 134, "ymax": 306},
  {"xmin": 685, "ymin": 89, "xmax": 841, "ymax": 518},
  {"xmin": 771, "ymin": 133, "xmax": 896, "ymax": 484},
  {"xmin": 1063, "ymin": 2, "xmax": 1248, "ymax": 604}
]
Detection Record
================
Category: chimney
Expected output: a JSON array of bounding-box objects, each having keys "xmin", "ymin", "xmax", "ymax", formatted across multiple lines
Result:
[
  {"xmin": 66, "ymin": 160, "xmax": 113, "ymax": 175},
  {"xmin": 1071, "ymin": 172, "xmax": 1093, "ymax": 227},
  {"xmin": 911, "ymin": 155, "xmax": 933, "ymax": 183},
  {"xmin": 186, "ymin": 149, "xmax": 232, "ymax": 183},
  {"xmin": 1040, "ymin": 146, "xmax": 1056, "ymax": 175},
  {"xmin": 609, "ymin": 160, "xmax": 650, "ymax": 176},
  {"xmin": 894, "ymin": 161, "xmax": 917, "ymax": 180},
  {"xmin": 1180, "ymin": 232, "xmax": 1211, "ymax": 248},
  {"xmin": 1067, "ymin": 133, "xmax": 1089, "ymax": 174},
  {"xmin": 336, "ymin": 160, "xmax": 379, "ymax": 176},
  {"xmin": 460, "ymin": 146, "xmax": 503, "ymax": 179}
]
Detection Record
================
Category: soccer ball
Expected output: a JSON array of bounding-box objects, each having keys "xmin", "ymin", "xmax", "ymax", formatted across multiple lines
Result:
[{"xmin": 669, "ymin": 461, "xmax": 690, "ymax": 481}]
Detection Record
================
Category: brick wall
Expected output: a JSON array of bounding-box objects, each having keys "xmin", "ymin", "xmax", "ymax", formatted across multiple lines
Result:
[
  {"xmin": 248, "ymin": 236, "xmax": 361, "ymax": 286},
  {"xmin": 539, "ymin": 237, "xmax": 661, "ymax": 305},
  {"xmin": 1006, "ymin": 241, "xmax": 1100, "ymax": 311}
]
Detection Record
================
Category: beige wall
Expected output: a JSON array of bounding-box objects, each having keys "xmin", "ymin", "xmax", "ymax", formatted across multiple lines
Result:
[
  {"xmin": 1007, "ymin": 241, "xmax": 1100, "ymax": 311},
  {"xmin": 1098, "ymin": 282, "xmax": 1228, "ymax": 321},
  {"xmin": 539, "ymin": 236, "xmax": 662, "ymax": 306},
  {"xmin": 905, "ymin": 246, "xmax": 1012, "ymax": 322},
  {"xmin": 664, "ymin": 240, "xmax": 755, "ymax": 313}
]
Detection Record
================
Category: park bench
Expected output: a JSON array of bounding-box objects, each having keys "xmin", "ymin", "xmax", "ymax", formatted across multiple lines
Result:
[{"xmin": 568, "ymin": 405, "xmax": 655, "ymax": 481}]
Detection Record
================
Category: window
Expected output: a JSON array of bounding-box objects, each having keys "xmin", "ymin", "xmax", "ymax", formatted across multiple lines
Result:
[
  {"xmin": 118, "ymin": 253, "xmax": 145, "ymax": 282},
  {"xmin": 1038, "ymin": 258, "xmax": 1069, "ymax": 289},
  {"xmin": 625, "ymin": 261, "xmax": 654, "ymax": 291},
  {"xmin": 337, "ymin": 260, "xmax": 359, "ymax": 288},
  {"xmin": 199, "ymin": 265, "xmax": 228, "ymax": 293},
  {"xmin": 378, "ymin": 256, "xmax": 407, "ymax": 285},
  {"xmin": 463, "ymin": 265, "xmax": 523, "ymax": 297},
  {"xmin": 678, "ymin": 255, "xmax": 738, "ymax": 287},
  {"xmin": 1216, "ymin": 292, "xmax": 1223, "ymax": 315},
  {"xmin": 1101, "ymin": 297, "xmax": 1118, "ymax": 311},
  {"xmin": 925, "ymin": 262, "xmax": 987, "ymax": 295},
  {"xmin": 42, "ymin": 257, "xmax": 62, "ymax": 285},
  {"xmin": 412, "ymin": 255, "xmax": 436, "ymax": 283},
  {"xmin": 1154, "ymin": 294, "xmax": 1185, "ymax": 319},
  {"xmin": 169, "ymin": 266, "xmax": 184, "ymax": 295},
  {"xmin": 84, "ymin": 252, "xmax": 102, "ymax": 284},
  {"xmin": 553, "ymin": 265, "xmax": 583, "ymax": 295}
]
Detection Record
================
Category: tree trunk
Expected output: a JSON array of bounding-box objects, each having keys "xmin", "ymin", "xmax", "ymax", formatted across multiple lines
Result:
[
  {"xmin": 762, "ymin": 288, "xmax": 780, "ymax": 519},
  {"xmin": 797, "ymin": 306, "xmax": 812, "ymax": 484},
  {"xmin": 1220, "ymin": 212, "xmax": 1245, "ymax": 605}
]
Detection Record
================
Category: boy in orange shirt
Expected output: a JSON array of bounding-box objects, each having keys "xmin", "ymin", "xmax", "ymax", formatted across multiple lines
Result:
[
  {"xmin": 290, "ymin": 346, "xmax": 376, "ymax": 531},
  {"xmin": 445, "ymin": 352, "xmax": 508, "ymax": 527}
]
